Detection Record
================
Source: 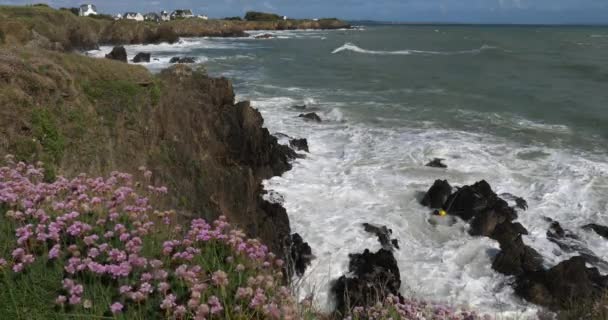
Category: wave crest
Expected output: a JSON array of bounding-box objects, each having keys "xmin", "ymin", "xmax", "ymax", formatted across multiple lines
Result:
[{"xmin": 331, "ymin": 42, "xmax": 498, "ymax": 56}]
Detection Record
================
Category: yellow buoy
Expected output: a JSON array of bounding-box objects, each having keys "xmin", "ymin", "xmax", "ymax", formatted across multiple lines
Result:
[{"xmin": 439, "ymin": 209, "xmax": 447, "ymax": 217}]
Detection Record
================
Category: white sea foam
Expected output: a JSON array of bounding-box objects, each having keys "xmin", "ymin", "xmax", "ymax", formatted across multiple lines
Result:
[
  {"xmin": 331, "ymin": 42, "xmax": 498, "ymax": 56},
  {"xmin": 247, "ymin": 92, "xmax": 608, "ymax": 317}
]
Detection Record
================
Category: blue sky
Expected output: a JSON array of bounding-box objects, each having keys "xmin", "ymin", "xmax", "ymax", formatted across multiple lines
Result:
[{"xmin": 5, "ymin": 0, "xmax": 608, "ymax": 23}]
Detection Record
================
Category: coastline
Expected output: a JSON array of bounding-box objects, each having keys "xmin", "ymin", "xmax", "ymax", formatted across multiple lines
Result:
[{"xmin": 0, "ymin": 5, "xmax": 351, "ymax": 50}]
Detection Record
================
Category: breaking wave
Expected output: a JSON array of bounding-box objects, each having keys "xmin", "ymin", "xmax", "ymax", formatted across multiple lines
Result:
[{"xmin": 331, "ymin": 42, "xmax": 498, "ymax": 56}]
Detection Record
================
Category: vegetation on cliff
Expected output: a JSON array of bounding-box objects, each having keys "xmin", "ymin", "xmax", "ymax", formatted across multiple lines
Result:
[{"xmin": 0, "ymin": 5, "xmax": 350, "ymax": 50}]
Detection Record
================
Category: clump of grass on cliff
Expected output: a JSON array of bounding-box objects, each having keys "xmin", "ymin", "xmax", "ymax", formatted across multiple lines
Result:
[{"xmin": 0, "ymin": 156, "xmax": 306, "ymax": 319}]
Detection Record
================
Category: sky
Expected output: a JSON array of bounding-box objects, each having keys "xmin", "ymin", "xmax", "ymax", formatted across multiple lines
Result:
[{"xmin": 4, "ymin": 0, "xmax": 608, "ymax": 24}]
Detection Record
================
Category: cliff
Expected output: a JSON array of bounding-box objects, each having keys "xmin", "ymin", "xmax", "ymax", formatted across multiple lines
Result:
[
  {"xmin": 0, "ymin": 5, "xmax": 350, "ymax": 50},
  {"xmin": 0, "ymin": 46, "xmax": 295, "ymax": 254}
]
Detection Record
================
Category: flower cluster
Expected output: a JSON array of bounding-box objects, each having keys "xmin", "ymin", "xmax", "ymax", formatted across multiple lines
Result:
[
  {"xmin": 0, "ymin": 156, "xmax": 298, "ymax": 319},
  {"xmin": 346, "ymin": 295, "xmax": 491, "ymax": 320}
]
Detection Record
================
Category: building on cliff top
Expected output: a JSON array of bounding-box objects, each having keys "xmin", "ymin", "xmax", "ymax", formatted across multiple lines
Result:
[
  {"xmin": 144, "ymin": 12, "xmax": 161, "ymax": 22},
  {"xmin": 78, "ymin": 4, "xmax": 97, "ymax": 17},
  {"xmin": 160, "ymin": 10, "xmax": 171, "ymax": 21},
  {"xmin": 196, "ymin": 14, "xmax": 209, "ymax": 20},
  {"xmin": 171, "ymin": 9, "xmax": 194, "ymax": 19},
  {"xmin": 124, "ymin": 12, "xmax": 144, "ymax": 21}
]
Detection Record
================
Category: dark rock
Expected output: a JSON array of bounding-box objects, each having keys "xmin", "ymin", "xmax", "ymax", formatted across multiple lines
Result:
[
  {"xmin": 420, "ymin": 179, "xmax": 452, "ymax": 209},
  {"xmin": 298, "ymin": 113, "xmax": 322, "ymax": 122},
  {"xmin": 516, "ymin": 256, "xmax": 608, "ymax": 310},
  {"xmin": 255, "ymin": 33, "xmax": 274, "ymax": 39},
  {"xmin": 443, "ymin": 180, "xmax": 516, "ymax": 222},
  {"xmin": 291, "ymin": 105, "xmax": 307, "ymax": 110},
  {"xmin": 547, "ymin": 221, "xmax": 566, "ymax": 239},
  {"xmin": 425, "ymin": 158, "xmax": 447, "ymax": 168},
  {"xmin": 332, "ymin": 249, "xmax": 401, "ymax": 315},
  {"xmin": 492, "ymin": 235, "xmax": 544, "ymax": 276},
  {"xmin": 583, "ymin": 223, "xmax": 608, "ymax": 239},
  {"xmin": 289, "ymin": 138, "xmax": 309, "ymax": 153},
  {"xmin": 363, "ymin": 223, "xmax": 399, "ymax": 250},
  {"xmin": 169, "ymin": 56, "xmax": 197, "ymax": 64},
  {"xmin": 285, "ymin": 233, "xmax": 313, "ymax": 277},
  {"xmin": 491, "ymin": 221, "xmax": 529, "ymax": 245},
  {"xmin": 470, "ymin": 209, "xmax": 503, "ymax": 237},
  {"xmin": 105, "ymin": 46, "xmax": 127, "ymax": 63},
  {"xmin": 132, "ymin": 52, "xmax": 151, "ymax": 63}
]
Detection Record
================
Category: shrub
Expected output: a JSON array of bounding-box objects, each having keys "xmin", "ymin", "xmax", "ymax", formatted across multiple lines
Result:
[
  {"xmin": 244, "ymin": 11, "xmax": 282, "ymax": 21},
  {"xmin": 224, "ymin": 16, "xmax": 243, "ymax": 21},
  {"xmin": 0, "ymin": 157, "xmax": 298, "ymax": 319},
  {"xmin": 88, "ymin": 14, "xmax": 114, "ymax": 21}
]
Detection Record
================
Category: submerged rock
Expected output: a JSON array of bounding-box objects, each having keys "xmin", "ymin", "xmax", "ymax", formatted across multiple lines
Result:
[
  {"xmin": 169, "ymin": 56, "xmax": 197, "ymax": 64},
  {"xmin": 332, "ymin": 248, "xmax": 401, "ymax": 315},
  {"xmin": 583, "ymin": 223, "xmax": 608, "ymax": 239},
  {"xmin": 289, "ymin": 138, "xmax": 309, "ymax": 153},
  {"xmin": 425, "ymin": 158, "xmax": 447, "ymax": 168},
  {"xmin": 132, "ymin": 52, "xmax": 151, "ymax": 63},
  {"xmin": 298, "ymin": 112, "xmax": 322, "ymax": 122},
  {"xmin": 363, "ymin": 223, "xmax": 399, "ymax": 250},
  {"xmin": 255, "ymin": 33, "xmax": 274, "ymax": 39},
  {"xmin": 105, "ymin": 46, "xmax": 127, "ymax": 62},
  {"xmin": 420, "ymin": 179, "xmax": 452, "ymax": 209},
  {"xmin": 492, "ymin": 235, "xmax": 543, "ymax": 276},
  {"xmin": 291, "ymin": 105, "xmax": 307, "ymax": 110}
]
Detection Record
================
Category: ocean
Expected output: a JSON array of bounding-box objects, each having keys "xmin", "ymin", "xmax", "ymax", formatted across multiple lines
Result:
[{"xmin": 90, "ymin": 25, "xmax": 608, "ymax": 317}]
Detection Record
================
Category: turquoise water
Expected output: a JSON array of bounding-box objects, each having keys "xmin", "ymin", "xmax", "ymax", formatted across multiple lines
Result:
[{"xmin": 94, "ymin": 25, "xmax": 608, "ymax": 315}]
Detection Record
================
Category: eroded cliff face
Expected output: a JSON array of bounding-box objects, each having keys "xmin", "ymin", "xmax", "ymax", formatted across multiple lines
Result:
[{"xmin": 0, "ymin": 47, "xmax": 294, "ymax": 254}]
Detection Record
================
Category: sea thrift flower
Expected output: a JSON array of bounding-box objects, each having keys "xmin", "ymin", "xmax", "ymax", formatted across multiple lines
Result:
[
  {"xmin": 110, "ymin": 302, "xmax": 123, "ymax": 314},
  {"xmin": 208, "ymin": 296, "xmax": 223, "ymax": 315},
  {"xmin": 212, "ymin": 270, "xmax": 229, "ymax": 287},
  {"xmin": 160, "ymin": 294, "xmax": 176, "ymax": 310},
  {"xmin": 55, "ymin": 295, "xmax": 67, "ymax": 306}
]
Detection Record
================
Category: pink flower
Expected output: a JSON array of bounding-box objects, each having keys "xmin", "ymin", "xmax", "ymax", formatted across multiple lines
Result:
[
  {"xmin": 160, "ymin": 294, "xmax": 176, "ymax": 310},
  {"xmin": 69, "ymin": 295, "xmax": 81, "ymax": 305},
  {"xmin": 0, "ymin": 258, "xmax": 6, "ymax": 267},
  {"xmin": 48, "ymin": 245, "xmax": 61, "ymax": 259},
  {"xmin": 110, "ymin": 302, "xmax": 123, "ymax": 314},
  {"xmin": 212, "ymin": 270, "xmax": 229, "ymax": 287},
  {"xmin": 207, "ymin": 296, "xmax": 223, "ymax": 315},
  {"xmin": 12, "ymin": 263, "xmax": 24, "ymax": 273},
  {"xmin": 55, "ymin": 295, "xmax": 67, "ymax": 306}
]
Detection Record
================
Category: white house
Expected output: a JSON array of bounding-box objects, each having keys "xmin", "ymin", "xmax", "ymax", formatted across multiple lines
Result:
[
  {"xmin": 171, "ymin": 9, "xmax": 194, "ymax": 20},
  {"xmin": 124, "ymin": 12, "xmax": 144, "ymax": 21},
  {"xmin": 78, "ymin": 4, "xmax": 97, "ymax": 17},
  {"xmin": 160, "ymin": 10, "xmax": 171, "ymax": 21},
  {"xmin": 113, "ymin": 13, "xmax": 123, "ymax": 20},
  {"xmin": 196, "ymin": 15, "xmax": 209, "ymax": 20},
  {"xmin": 282, "ymin": 16, "xmax": 288, "ymax": 20}
]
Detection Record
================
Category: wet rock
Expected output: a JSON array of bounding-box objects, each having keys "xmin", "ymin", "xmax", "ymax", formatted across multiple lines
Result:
[
  {"xmin": 491, "ymin": 221, "xmax": 529, "ymax": 245},
  {"xmin": 255, "ymin": 33, "xmax": 274, "ymax": 39},
  {"xmin": 132, "ymin": 52, "xmax": 151, "ymax": 63},
  {"xmin": 444, "ymin": 180, "xmax": 516, "ymax": 222},
  {"xmin": 298, "ymin": 112, "xmax": 322, "ymax": 122},
  {"xmin": 291, "ymin": 105, "xmax": 307, "ymax": 110},
  {"xmin": 420, "ymin": 179, "xmax": 452, "ymax": 209},
  {"xmin": 363, "ymin": 223, "xmax": 399, "ymax": 250},
  {"xmin": 289, "ymin": 138, "xmax": 309, "ymax": 153},
  {"xmin": 105, "ymin": 46, "xmax": 127, "ymax": 63},
  {"xmin": 332, "ymin": 249, "xmax": 401, "ymax": 315},
  {"xmin": 516, "ymin": 256, "xmax": 608, "ymax": 310},
  {"xmin": 425, "ymin": 158, "xmax": 447, "ymax": 168},
  {"xmin": 583, "ymin": 223, "xmax": 608, "ymax": 239},
  {"xmin": 169, "ymin": 56, "xmax": 197, "ymax": 64},
  {"xmin": 470, "ymin": 209, "xmax": 503, "ymax": 237},
  {"xmin": 492, "ymin": 235, "xmax": 544, "ymax": 276},
  {"xmin": 285, "ymin": 233, "xmax": 313, "ymax": 277}
]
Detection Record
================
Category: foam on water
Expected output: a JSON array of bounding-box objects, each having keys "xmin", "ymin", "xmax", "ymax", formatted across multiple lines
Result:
[
  {"xmin": 245, "ymin": 92, "xmax": 608, "ymax": 317},
  {"xmin": 332, "ymin": 42, "xmax": 498, "ymax": 56}
]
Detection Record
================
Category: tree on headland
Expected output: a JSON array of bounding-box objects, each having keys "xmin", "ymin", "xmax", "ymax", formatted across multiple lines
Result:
[{"xmin": 244, "ymin": 11, "xmax": 282, "ymax": 21}]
